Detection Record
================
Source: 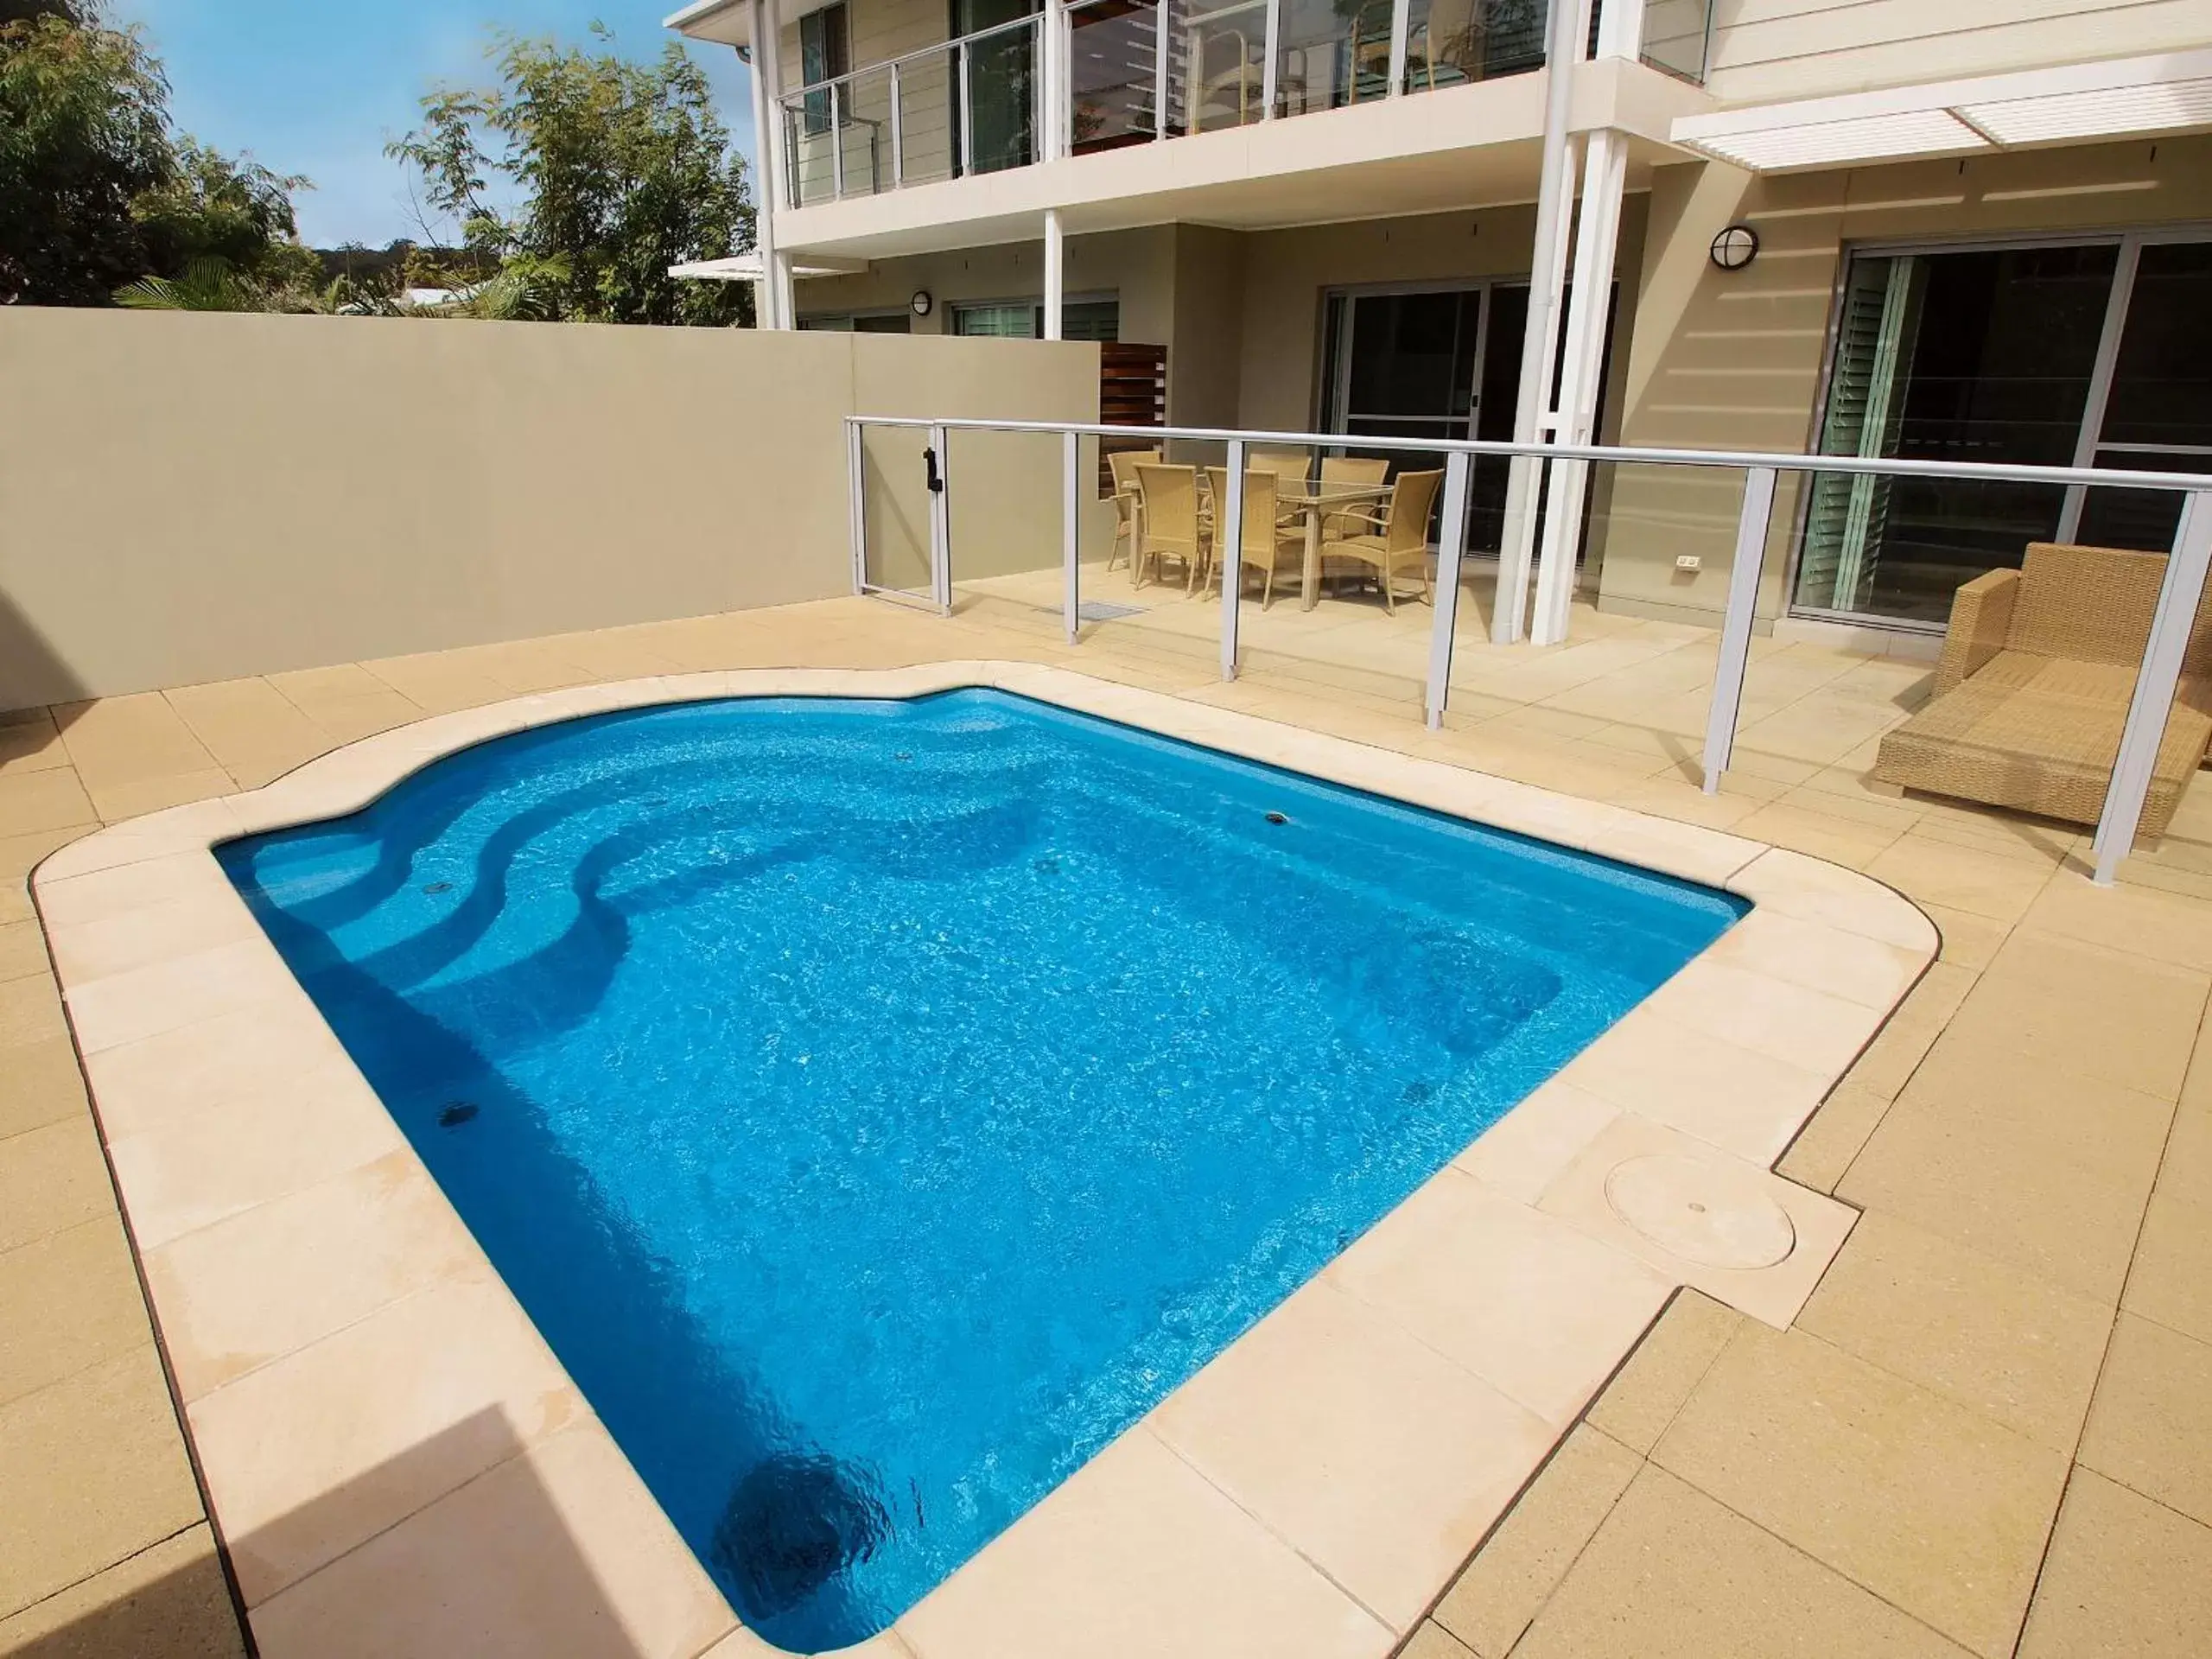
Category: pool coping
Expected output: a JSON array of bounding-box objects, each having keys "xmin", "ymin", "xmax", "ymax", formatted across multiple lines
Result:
[{"xmin": 29, "ymin": 662, "xmax": 1937, "ymax": 1659}]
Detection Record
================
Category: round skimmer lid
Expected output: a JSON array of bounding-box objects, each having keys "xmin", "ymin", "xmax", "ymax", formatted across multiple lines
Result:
[{"xmin": 1604, "ymin": 1154, "xmax": 1796, "ymax": 1270}]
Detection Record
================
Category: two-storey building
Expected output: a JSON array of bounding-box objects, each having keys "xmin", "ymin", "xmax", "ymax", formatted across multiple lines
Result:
[{"xmin": 669, "ymin": 0, "xmax": 2212, "ymax": 650}]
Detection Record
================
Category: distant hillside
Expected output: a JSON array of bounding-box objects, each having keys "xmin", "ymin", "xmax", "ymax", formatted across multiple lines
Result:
[{"xmin": 314, "ymin": 241, "xmax": 494, "ymax": 289}]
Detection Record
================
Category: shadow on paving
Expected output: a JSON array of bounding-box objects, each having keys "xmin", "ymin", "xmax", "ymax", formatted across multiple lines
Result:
[{"xmin": 8, "ymin": 1409, "xmax": 704, "ymax": 1658}]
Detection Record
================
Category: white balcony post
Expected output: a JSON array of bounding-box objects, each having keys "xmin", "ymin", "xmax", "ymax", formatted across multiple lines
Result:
[
  {"xmin": 889, "ymin": 61, "xmax": 906, "ymax": 185},
  {"xmin": 1042, "ymin": 2, "xmax": 1066, "ymax": 161},
  {"xmin": 830, "ymin": 79, "xmax": 847, "ymax": 198},
  {"xmin": 1062, "ymin": 428, "xmax": 1082, "ymax": 643},
  {"xmin": 1594, "ymin": 0, "xmax": 1643, "ymax": 59},
  {"xmin": 1043, "ymin": 208, "xmax": 1066, "ymax": 340},
  {"xmin": 1494, "ymin": 0, "xmax": 1590, "ymax": 644},
  {"xmin": 747, "ymin": 0, "xmax": 789, "ymax": 329},
  {"xmin": 1700, "ymin": 465, "xmax": 1777, "ymax": 794},
  {"xmin": 958, "ymin": 42, "xmax": 975, "ymax": 175},
  {"xmin": 1389, "ymin": 0, "xmax": 1411, "ymax": 96},
  {"xmin": 1219, "ymin": 439, "xmax": 1247, "ymax": 680},
  {"xmin": 2093, "ymin": 489, "xmax": 2212, "ymax": 883},
  {"xmin": 1262, "ymin": 0, "xmax": 1282, "ymax": 116},
  {"xmin": 1530, "ymin": 124, "xmax": 1627, "ymax": 646},
  {"xmin": 1426, "ymin": 450, "xmax": 1472, "ymax": 728},
  {"xmin": 1154, "ymin": 0, "xmax": 1172, "ymax": 137}
]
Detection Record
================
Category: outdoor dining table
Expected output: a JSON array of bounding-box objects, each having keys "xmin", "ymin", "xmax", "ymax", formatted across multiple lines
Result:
[{"xmin": 1274, "ymin": 480, "xmax": 1393, "ymax": 610}]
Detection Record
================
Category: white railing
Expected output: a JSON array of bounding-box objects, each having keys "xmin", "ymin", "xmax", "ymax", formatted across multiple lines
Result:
[
  {"xmin": 781, "ymin": 13, "xmax": 1045, "ymax": 205},
  {"xmin": 844, "ymin": 413, "xmax": 2212, "ymax": 886},
  {"xmin": 778, "ymin": 0, "xmax": 1711, "ymax": 207}
]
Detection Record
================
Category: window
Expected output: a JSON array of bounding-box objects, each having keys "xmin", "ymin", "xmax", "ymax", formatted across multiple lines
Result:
[
  {"xmin": 797, "ymin": 312, "xmax": 912, "ymax": 333},
  {"xmin": 800, "ymin": 2, "xmax": 850, "ymax": 136},
  {"xmin": 1796, "ymin": 232, "xmax": 2212, "ymax": 626},
  {"xmin": 950, "ymin": 298, "xmax": 1119, "ymax": 340}
]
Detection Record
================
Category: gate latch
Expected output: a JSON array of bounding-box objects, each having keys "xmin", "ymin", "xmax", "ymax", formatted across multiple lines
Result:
[{"xmin": 924, "ymin": 448, "xmax": 944, "ymax": 493}]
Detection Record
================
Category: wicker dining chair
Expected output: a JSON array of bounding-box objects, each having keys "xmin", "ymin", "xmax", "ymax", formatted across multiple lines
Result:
[
  {"xmin": 1133, "ymin": 463, "xmax": 1207, "ymax": 593},
  {"xmin": 1318, "ymin": 467, "xmax": 1445, "ymax": 613},
  {"xmin": 1106, "ymin": 447, "xmax": 1161, "ymax": 578},
  {"xmin": 1318, "ymin": 454, "xmax": 1390, "ymax": 541},
  {"xmin": 1202, "ymin": 467, "xmax": 1304, "ymax": 607}
]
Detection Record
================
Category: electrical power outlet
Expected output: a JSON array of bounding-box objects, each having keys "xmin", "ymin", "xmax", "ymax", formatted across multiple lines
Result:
[{"xmin": 1675, "ymin": 555, "xmax": 1702, "ymax": 572}]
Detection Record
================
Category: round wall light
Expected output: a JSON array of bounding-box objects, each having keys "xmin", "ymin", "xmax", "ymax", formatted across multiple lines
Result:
[
  {"xmin": 910, "ymin": 289, "xmax": 934, "ymax": 317},
  {"xmin": 1709, "ymin": 225, "xmax": 1759, "ymax": 271}
]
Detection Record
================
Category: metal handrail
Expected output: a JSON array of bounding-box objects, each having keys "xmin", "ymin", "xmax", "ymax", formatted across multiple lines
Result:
[
  {"xmin": 780, "ymin": 11, "xmax": 1041, "ymax": 103},
  {"xmin": 840, "ymin": 414, "xmax": 2212, "ymax": 493},
  {"xmin": 845, "ymin": 412, "xmax": 2212, "ymax": 887}
]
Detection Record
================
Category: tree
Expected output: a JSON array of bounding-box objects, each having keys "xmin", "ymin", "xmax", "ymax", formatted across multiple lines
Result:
[
  {"xmin": 131, "ymin": 139, "xmax": 317, "ymax": 291},
  {"xmin": 0, "ymin": 7, "xmax": 168, "ymax": 303},
  {"xmin": 0, "ymin": 2, "xmax": 316, "ymax": 307},
  {"xmin": 390, "ymin": 28, "xmax": 755, "ymax": 327}
]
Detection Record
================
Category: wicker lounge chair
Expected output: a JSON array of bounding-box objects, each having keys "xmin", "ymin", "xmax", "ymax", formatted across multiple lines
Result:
[{"xmin": 1872, "ymin": 542, "xmax": 2212, "ymax": 836}]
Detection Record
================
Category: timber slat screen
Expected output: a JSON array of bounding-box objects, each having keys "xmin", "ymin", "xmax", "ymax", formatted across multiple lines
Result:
[{"xmin": 1098, "ymin": 341, "xmax": 1166, "ymax": 493}]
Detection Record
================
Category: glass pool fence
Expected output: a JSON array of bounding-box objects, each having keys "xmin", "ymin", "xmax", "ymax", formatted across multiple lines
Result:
[{"xmin": 844, "ymin": 413, "xmax": 2212, "ymax": 887}]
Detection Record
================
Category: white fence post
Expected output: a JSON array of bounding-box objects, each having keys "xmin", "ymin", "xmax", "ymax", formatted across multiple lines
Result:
[
  {"xmin": 1700, "ymin": 465, "xmax": 1777, "ymax": 794},
  {"xmin": 1063, "ymin": 428, "xmax": 1081, "ymax": 644},
  {"xmin": 2092, "ymin": 488, "xmax": 2212, "ymax": 884},
  {"xmin": 927, "ymin": 422, "xmax": 954, "ymax": 614},
  {"xmin": 847, "ymin": 419, "xmax": 867, "ymax": 593},
  {"xmin": 1426, "ymin": 450, "xmax": 1471, "ymax": 728},
  {"xmin": 1219, "ymin": 438, "xmax": 1246, "ymax": 681}
]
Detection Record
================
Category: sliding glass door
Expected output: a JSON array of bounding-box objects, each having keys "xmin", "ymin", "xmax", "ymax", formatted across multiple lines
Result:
[
  {"xmin": 1795, "ymin": 230, "xmax": 2212, "ymax": 628},
  {"xmin": 2073, "ymin": 240, "xmax": 2212, "ymax": 551}
]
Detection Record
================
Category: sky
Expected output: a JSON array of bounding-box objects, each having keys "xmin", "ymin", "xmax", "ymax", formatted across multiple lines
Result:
[{"xmin": 111, "ymin": 1, "xmax": 760, "ymax": 249}]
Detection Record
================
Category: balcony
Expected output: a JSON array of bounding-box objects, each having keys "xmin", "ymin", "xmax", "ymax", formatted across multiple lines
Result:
[{"xmin": 775, "ymin": 0, "xmax": 1713, "ymax": 211}]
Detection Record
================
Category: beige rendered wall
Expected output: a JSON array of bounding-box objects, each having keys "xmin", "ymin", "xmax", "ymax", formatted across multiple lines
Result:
[
  {"xmin": 1230, "ymin": 201, "xmax": 1650, "ymax": 439},
  {"xmin": 0, "ymin": 310, "xmax": 1098, "ymax": 709},
  {"xmin": 1599, "ymin": 134, "xmax": 2212, "ymax": 629},
  {"xmin": 1703, "ymin": 0, "xmax": 2209, "ymax": 105}
]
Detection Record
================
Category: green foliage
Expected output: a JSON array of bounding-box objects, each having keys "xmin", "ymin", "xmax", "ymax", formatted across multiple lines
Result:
[
  {"xmin": 390, "ymin": 28, "xmax": 755, "ymax": 327},
  {"xmin": 0, "ymin": 10, "xmax": 169, "ymax": 303},
  {"xmin": 130, "ymin": 139, "xmax": 307, "ymax": 276},
  {"xmin": 0, "ymin": 3, "xmax": 318, "ymax": 307},
  {"xmin": 114, "ymin": 253, "xmax": 257, "ymax": 311}
]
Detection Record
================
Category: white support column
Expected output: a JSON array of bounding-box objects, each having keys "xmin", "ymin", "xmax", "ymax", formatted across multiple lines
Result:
[
  {"xmin": 772, "ymin": 251, "xmax": 796, "ymax": 333},
  {"xmin": 1493, "ymin": 0, "xmax": 1590, "ymax": 645},
  {"xmin": 1043, "ymin": 208, "xmax": 1065, "ymax": 340},
  {"xmin": 1530, "ymin": 124, "xmax": 1627, "ymax": 646},
  {"xmin": 1388, "ymin": 0, "xmax": 1411, "ymax": 96},
  {"xmin": 746, "ymin": 0, "xmax": 788, "ymax": 329}
]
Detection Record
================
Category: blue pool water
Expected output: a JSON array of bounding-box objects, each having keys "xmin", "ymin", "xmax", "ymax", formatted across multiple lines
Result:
[{"xmin": 219, "ymin": 690, "xmax": 1743, "ymax": 1650}]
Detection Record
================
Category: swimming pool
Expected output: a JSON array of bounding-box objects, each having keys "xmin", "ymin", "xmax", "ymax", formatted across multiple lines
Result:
[{"xmin": 219, "ymin": 689, "xmax": 1745, "ymax": 1651}]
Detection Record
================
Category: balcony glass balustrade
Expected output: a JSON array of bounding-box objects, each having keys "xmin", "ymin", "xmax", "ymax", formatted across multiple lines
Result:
[{"xmin": 777, "ymin": 0, "xmax": 1710, "ymax": 207}]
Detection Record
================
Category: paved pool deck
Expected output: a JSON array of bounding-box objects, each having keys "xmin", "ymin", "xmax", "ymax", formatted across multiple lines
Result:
[{"xmin": 3, "ymin": 588, "xmax": 2211, "ymax": 1656}]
